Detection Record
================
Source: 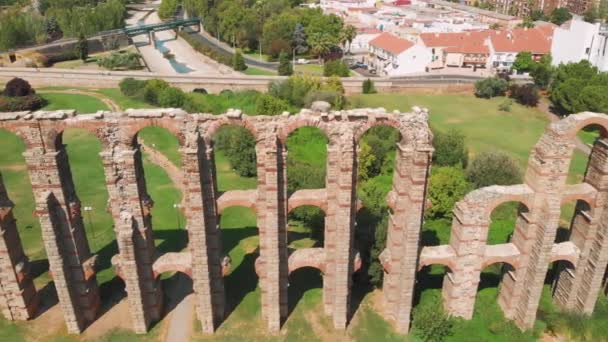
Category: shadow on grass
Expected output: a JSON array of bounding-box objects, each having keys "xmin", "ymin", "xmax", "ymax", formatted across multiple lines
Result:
[
  {"xmin": 287, "ymin": 267, "xmax": 322, "ymax": 319},
  {"xmin": 154, "ymin": 228, "xmax": 189, "ymax": 255},
  {"xmin": 223, "ymin": 252, "xmax": 259, "ymax": 322},
  {"xmin": 221, "ymin": 227, "xmax": 258, "ymax": 256}
]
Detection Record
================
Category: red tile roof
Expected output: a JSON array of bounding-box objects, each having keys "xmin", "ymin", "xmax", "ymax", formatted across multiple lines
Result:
[
  {"xmin": 420, "ymin": 31, "xmax": 490, "ymax": 48},
  {"xmin": 369, "ymin": 32, "xmax": 415, "ymax": 55},
  {"xmin": 489, "ymin": 26, "xmax": 554, "ymax": 54}
]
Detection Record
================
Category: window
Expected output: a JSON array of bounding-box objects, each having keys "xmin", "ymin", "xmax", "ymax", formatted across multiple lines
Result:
[{"xmin": 586, "ymin": 47, "xmax": 591, "ymax": 55}]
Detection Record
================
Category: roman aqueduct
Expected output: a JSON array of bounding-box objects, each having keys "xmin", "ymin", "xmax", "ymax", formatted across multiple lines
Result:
[{"xmin": 0, "ymin": 106, "xmax": 607, "ymax": 335}]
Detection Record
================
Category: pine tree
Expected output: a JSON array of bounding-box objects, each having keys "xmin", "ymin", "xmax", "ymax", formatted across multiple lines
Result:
[
  {"xmin": 277, "ymin": 52, "xmax": 293, "ymax": 76},
  {"xmin": 75, "ymin": 33, "xmax": 88, "ymax": 62},
  {"xmin": 232, "ymin": 50, "xmax": 247, "ymax": 71}
]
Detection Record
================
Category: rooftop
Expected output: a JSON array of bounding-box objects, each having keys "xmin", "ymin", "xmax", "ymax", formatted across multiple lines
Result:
[{"xmin": 369, "ymin": 32, "xmax": 415, "ymax": 54}]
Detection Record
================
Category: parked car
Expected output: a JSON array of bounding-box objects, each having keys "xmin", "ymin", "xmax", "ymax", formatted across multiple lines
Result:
[{"xmin": 296, "ymin": 58, "xmax": 310, "ymax": 64}]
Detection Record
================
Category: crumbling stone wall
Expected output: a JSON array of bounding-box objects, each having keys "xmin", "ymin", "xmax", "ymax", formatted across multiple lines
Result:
[{"xmin": 0, "ymin": 107, "xmax": 605, "ymax": 336}]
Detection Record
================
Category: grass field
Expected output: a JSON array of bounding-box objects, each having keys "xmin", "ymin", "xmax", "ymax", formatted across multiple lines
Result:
[
  {"xmin": 0, "ymin": 90, "xmax": 605, "ymax": 341},
  {"xmin": 243, "ymin": 67, "xmax": 277, "ymax": 76},
  {"xmin": 40, "ymin": 93, "xmax": 108, "ymax": 112}
]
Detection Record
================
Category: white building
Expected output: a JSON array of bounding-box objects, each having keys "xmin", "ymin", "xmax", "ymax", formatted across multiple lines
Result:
[
  {"xmin": 551, "ymin": 19, "xmax": 608, "ymax": 72},
  {"xmin": 368, "ymin": 32, "xmax": 431, "ymax": 75}
]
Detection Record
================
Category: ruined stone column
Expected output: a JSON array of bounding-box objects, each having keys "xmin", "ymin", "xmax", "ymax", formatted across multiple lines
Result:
[
  {"xmin": 381, "ymin": 143, "xmax": 432, "ymax": 333},
  {"xmin": 100, "ymin": 141, "xmax": 162, "ymax": 333},
  {"xmin": 553, "ymin": 139, "xmax": 608, "ymax": 313},
  {"xmin": 325, "ymin": 129, "xmax": 357, "ymax": 329},
  {"xmin": 182, "ymin": 126, "xmax": 225, "ymax": 333},
  {"xmin": 255, "ymin": 131, "xmax": 288, "ymax": 331},
  {"xmin": 24, "ymin": 144, "xmax": 99, "ymax": 333},
  {"xmin": 0, "ymin": 172, "xmax": 38, "ymax": 321}
]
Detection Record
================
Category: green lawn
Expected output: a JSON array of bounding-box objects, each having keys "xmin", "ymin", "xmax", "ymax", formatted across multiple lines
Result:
[
  {"xmin": 243, "ymin": 67, "xmax": 276, "ymax": 76},
  {"xmin": 97, "ymin": 88, "xmax": 153, "ymax": 110},
  {"xmin": 40, "ymin": 93, "xmax": 108, "ymax": 113}
]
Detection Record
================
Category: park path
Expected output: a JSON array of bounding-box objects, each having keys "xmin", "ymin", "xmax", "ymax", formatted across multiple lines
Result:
[
  {"xmin": 38, "ymin": 89, "xmax": 121, "ymax": 112},
  {"xmin": 539, "ymin": 99, "xmax": 591, "ymax": 155},
  {"xmin": 139, "ymin": 140, "xmax": 184, "ymax": 193},
  {"xmin": 163, "ymin": 276, "xmax": 195, "ymax": 342}
]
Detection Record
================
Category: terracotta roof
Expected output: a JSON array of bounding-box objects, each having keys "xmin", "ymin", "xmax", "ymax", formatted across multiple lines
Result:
[
  {"xmin": 420, "ymin": 31, "xmax": 490, "ymax": 48},
  {"xmin": 369, "ymin": 32, "xmax": 415, "ymax": 55},
  {"xmin": 357, "ymin": 27, "xmax": 383, "ymax": 34},
  {"xmin": 489, "ymin": 26, "xmax": 554, "ymax": 54},
  {"xmin": 444, "ymin": 41, "xmax": 489, "ymax": 54}
]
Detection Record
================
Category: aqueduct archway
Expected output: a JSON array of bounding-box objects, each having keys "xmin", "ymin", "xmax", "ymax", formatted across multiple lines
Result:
[{"xmin": 1, "ymin": 107, "xmax": 608, "ymax": 336}]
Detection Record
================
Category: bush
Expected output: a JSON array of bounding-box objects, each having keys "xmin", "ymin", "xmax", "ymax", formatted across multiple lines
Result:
[
  {"xmin": 277, "ymin": 51, "xmax": 293, "ymax": 76},
  {"xmin": 426, "ymin": 166, "xmax": 471, "ymax": 219},
  {"xmin": 323, "ymin": 76, "xmax": 344, "ymax": 94},
  {"xmin": 509, "ymin": 83, "xmax": 540, "ymax": 107},
  {"xmin": 498, "ymin": 99, "xmax": 513, "ymax": 112},
  {"xmin": 97, "ymin": 51, "xmax": 142, "ymax": 70},
  {"xmin": 0, "ymin": 94, "xmax": 45, "ymax": 111},
  {"xmin": 158, "ymin": 0, "xmax": 178, "ymax": 19},
  {"xmin": 214, "ymin": 126, "xmax": 257, "ymax": 177},
  {"xmin": 158, "ymin": 87, "xmax": 186, "ymax": 108},
  {"xmin": 368, "ymin": 215, "xmax": 388, "ymax": 287},
  {"xmin": 362, "ymin": 79, "xmax": 377, "ymax": 94},
  {"xmin": 433, "ymin": 129, "xmax": 468, "ymax": 167},
  {"xmin": 412, "ymin": 298, "xmax": 455, "ymax": 342},
  {"xmin": 269, "ymin": 74, "xmax": 322, "ymax": 107},
  {"xmin": 303, "ymin": 90, "xmax": 345, "ymax": 109},
  {"xmin": 466, "ymin": 151, "xmax": 522, "ymax": 189},
  {"xmin": 255, "ymin": 94, "xmax": 291, "ymax": 115},
  {"xmin": 143, "ymin": 79, "xmax": 170, "ymax": 105},
  {"xmin": 3, "ymin": 78, "xmax": 34, "ymax": 97},
  {"xmin": 323, "ymin": 59, "xmax": 350, "ymax": 77},
  {"xmin": 119, "ymin": 78, "xmax": 147, "ymax": 97},
  {"xmin": 474, "ymin": 77, "xmax": 508, "ymax": 98},
  {"xmin": 232, "ymin": 50, "xmax": 247, "ymax": 71},
  {"xmin": 178, "ymin": 31, "xmax": 232, "ymax": 67}
]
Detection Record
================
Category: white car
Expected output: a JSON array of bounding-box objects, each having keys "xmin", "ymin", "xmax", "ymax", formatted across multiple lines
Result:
[{"xmin": 296, "ymin": 58, "xmax": 310, "ymax": 64}]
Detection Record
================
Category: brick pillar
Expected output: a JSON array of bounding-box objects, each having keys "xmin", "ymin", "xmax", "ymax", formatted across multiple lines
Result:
[
  {"xmin": 442, "ymin": 202, "xmax": 486, "ymax": 319},
  {"xmin": 255, "ymin": 133, "xmax": 288, "ymax": 331},
  {"xmin": 24, "ymin": 145, "xmax": 99, "ymax": 333},
  {"xmin": 100, "ymin": 143, "xmax": 162, "ymax": 333},
  {"xmin": 182, "ymin": 128, "xmax": 225, "ymax": 333},
  {"xmin": 500, "ymin": 137, "xmax": 572, "ymax": 330},
  {"xmin": 0, "ymin": 172, "xmax": 38, "ymax": 320},
  {"xmin": 553, "ymin": 140, "xmax": 608, "ymax": 313},
  {"xmin": 325, "ymin": 131, "xmax": 357, "ymax": 329},
  {"xmin": 381, "ymin": 143, "xmax": 431, "ymax": 333}
]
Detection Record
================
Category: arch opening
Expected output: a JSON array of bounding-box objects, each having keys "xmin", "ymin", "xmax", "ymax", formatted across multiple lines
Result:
[
  {"xmin": 286, "ymin": 266, "xmax": 323, "ymax": 322},
  {"xmin": 568, "ymin": 123, "xmax": 607, "ymax": 185},
  {"xmin": 288, "ymin": 205, "xmax": 325, "ymax": 249},
  {"xmin": 556, "ymin": 199, "xmax": 592, "ymax": 244},
  {"xmin": 413, "ymin": 264, "xmax": 453, "ymax": 309},
  {"xmin": 211, "ymin": 125, "xmax": 258, "ymax": 191},
  {"xmin": 488, "ymin": 201, "xmax": 529, "ymax": 245},
  {"xmin": 286, "ymin": 126, "xmax": 328, "ymax": 192}
]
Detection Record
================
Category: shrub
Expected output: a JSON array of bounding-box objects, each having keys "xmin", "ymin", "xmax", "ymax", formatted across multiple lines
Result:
[
  {"xmin": 75, "ymin": 33, "xmax": 88, "ymax": 62},
  {"xmin": 232, "ymin": 50, "xmax": 247, "ymax": 71},
  {"xmin": 323, "ymin": 76, "xmax": 344, "ymax": 94},
  {"xmin": 277, "ymin": 51, "xmax": 293, "ymax": 76},
  {"xmin": 368, "ymin": 215, "xmax": 388, "ymax": 287},
  {"xmin": 433, "ymin": 129, "xmax": 468, "ymax": 167},
  {"xmin": 509, "ymin": 83, "xmax": 540, "ymax": 107},
  {"xmin": 466, "ymin": 151, "xmax": 522, "ymax": 189},
  {"xmin": 255, "ymin": 94, "xmax": 291, "ymax": 115},
  {"xmin": 3, "ymin": 77, "xmax": 34, "ymax": 97},
  {"xmin": 426, "ymin": 166, "xmax": 471, "ymax": 219},
  {"xmin": 158, "ymin": 87, "xmax": 186, "ymax": 108},
  {"xmin": 323, "ymin": 59, "xmax": 350, "ymax": 77},
  {"xmin": 214, "ymin": 126, "xmax": 257, "ymax": 177},
  {"xmin": 0, "ymin": 94, "xmax": 45, "ymax": 111},
  {"xmin": 158, "ymin": 0, "xmax": 178, "ymax": 19},
  {"xmin": 498, "ymin": 99, "xmax": 513, "ymax": 112},
  {"xmin": 178, "ymin": 31, "xmax": 232, "ymax": 67},
  {"xmin": 412, "ymin": 298, "xmax": 455, "ymax": 342},
  {"xmin": 474, "ymin": 77, "xmax": 508, "ymax": 98},
  {"xmin": 303, "ymin": 90, "xmax": 345, "ymax": 109},
  {"xmin": 269, "ymin": 74, "xmax": 322, "ymax": 107},
  {"xmin": 97, "ymin": 51, "xmax": 142, "ymax": 70},
  {"xmin": 143, "ymin": 79, "xmax": 170, "ymax": 105},
  {"xmin": 119, "ymin": 78, "xmax": 147, "ymax": 97},
  {"xmin": 362, "ymin": 78, "xmax": 377, "ymax": 94}
]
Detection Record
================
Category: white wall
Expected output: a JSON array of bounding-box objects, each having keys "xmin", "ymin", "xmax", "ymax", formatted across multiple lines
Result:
[
  {"xmin": 551, "ymin": 20, "xmax": 608, "ymax": 72},
  {"xmin": 385, "ymin": 44, "xmax": 432, "ymax": 75}
]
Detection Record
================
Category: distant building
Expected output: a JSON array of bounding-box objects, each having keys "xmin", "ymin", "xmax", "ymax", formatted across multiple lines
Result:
[
  {"xmin": 489, "ymin": 26, "xmax": 554, "ymax": 71},
  {"xmin": 420, "ymin": 31, "xmax": 492, "ymax": 69},
  {"xmin": 368, "ymin": 32, "xmax": 432, "ymax": 75},
  {"xmin": 551, "ymin": 19, "xmax": 608, "ymax": 72}
]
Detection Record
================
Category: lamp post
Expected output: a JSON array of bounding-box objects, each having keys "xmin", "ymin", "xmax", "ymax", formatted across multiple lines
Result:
[
  {"xmin": 83, "ymin": 206, "xmax": 96, "ymax": 251},
  {"xmin": 173, "ymin": 203, "xmax": 182, "ymax": 230}
]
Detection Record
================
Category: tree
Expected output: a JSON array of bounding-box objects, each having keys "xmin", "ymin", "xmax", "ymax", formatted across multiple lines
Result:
[
  {"xmin": 509, "ymin": 83, "xmax": 540, "ymax": 106},
  {"xmin": 466, "ymin": 151, "xmax": 522, "ymax": 189},
  {"xmin": 412, "ymin": 298, "xmax": 455, "ymax": 342},
  {"xmin": 262, "ymin": 11, "xmax": 298, "ymax": 57},
  {"xmin": 158, "ymin": 87, "xmax": 186, "ymax": 108},
  {"xmin": 75, "ymin": 33, "xmax": 88, "ymax": 62},
  {"xmin": 292, "ymin": 22, "xmax": 308, "ymax": 55},
  {"xmin": 277, "ymin": 51, "xmax": 293, "ymax": 76},
  {"xmin": 308, "ymin": 32, "xmax": 333, "ymax": 62},
  {"xmin": 368, "ymin": 215, "xmax": 388, "ymax": 287},
  {"xmin": 579, "ymin": 85, "xmax": 608, "ymax": 113},
  {"xmin": 323, "ymin": 59, "xmax": 350, "ymax": 77},
  {"xmin": 358, "ymin": 140, "xmax": 376, "ymax": 181},
  {"xmin": 474, "ymin": 77, "xmax": 508, "ymax": 98},
  {"xmin": 255, "ymin": 93, "xmax": 291, "ymax": 115},
  {"xmin": 426, "ymin": 167, "xmax": 470, "ymax": 219},
  {"xmin": 339, "ymin": 24, "xmax": 357, "ymax": 53},
  {"xmin": 119, "ymin": 78, "xmax": 147, "ymax": 97},
  {"xmin": 215, "ymin": 126, "xmax": 257, "ymax": 177},
  {"xmin": 433, "ymin": 129, "xmax": 468, "ymax": 167},
  {"xmin": 232, "ymin": 50, "xmax": 247, "ymax": 71},
  {"xmin": 550, "ymin": 8, "xmax": 572, "ymax": 25},
  {"xmin": 158, "ymin": 0, "xmax": 178, "ymax": 19},
  {"xmin": 512, "ymin": 52, "xmax": 534, "ymax": 73},
  {"xmin": 3, "ymin": 78, "xmax": 33, "ymax": 97},
  {"xmin": 529, "ymin": 9, "xmax": 547, "ymax": 21},
  {"xmin": 362, "ymin": 79, "xmax": 376, "ymax": 94},
  {"xmin": 530, "ymin": 54, "xmax": 554, "ymax": 89},
  {"xmin": 549, "ymin": 60, "xmax": 607, "ymax": 114}
]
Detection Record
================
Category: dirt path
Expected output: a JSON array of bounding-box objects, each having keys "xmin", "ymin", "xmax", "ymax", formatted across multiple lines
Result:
[
  {"xmin": 38, "ymin": 89, "xmax": 121, "ymax": 112},
  {"xmin": 539, "ymin": 98, "xmax": 591, "ymax": 155},
  {"xmin": 163, "ymin": 275, "xmax": 194, "ymax": 342},
  {"xmin": 139, "ymin": 140, "xmax": 184, "ymax": 193}
]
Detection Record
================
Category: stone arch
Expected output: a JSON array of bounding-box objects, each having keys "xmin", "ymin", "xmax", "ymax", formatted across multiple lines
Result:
[
  {"xmin": 287, "ymin": 190, "xmax": 328, "ymax": 214},
  {"xmin": 217, "ymin": 190, "xmax": 258, "ymax": 215},
  {"xmin": 288, "ymin": 248, "xmax": 326, "ymax": 274},
  {"xmin": 277, "ymin": 116, "xmax": 331, "ymax": 145},
  {"xmin": 204, "ymin": 115, "xmax": 259, "ymax": 145},
  {"xmin": 353, "ymin": 117, "xmax": 405, "ymax": 144},
  {"xmin": 127, "ymin": 119, "xmax": 185, "ymax": 149},
  {"xmin": 551, "ymin": 112, "xmax": 608, "ymax": 141}
]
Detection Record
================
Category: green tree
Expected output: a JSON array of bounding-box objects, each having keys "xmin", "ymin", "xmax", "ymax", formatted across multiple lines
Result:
[
  {"xmin": 358, "ymin": 140, "xmax": 376, "ymax": 181},
  {"xmin": 550, "ymin": 7, "xmax": 572, "ymax": 25},
  {"xmin": 584, "ymin": 7, "xmax": 599, "ymax": 22},
  {"xmin": 158, "ymin": 0, "xmax": 178, "ymax": 19},
  {"xmin": 215, "ymin": 126, "xmax": 257, "ymax": 177},
  {"xmin": 368, "ymin": 215, "xmax": 388, "ymax": 287},
  {"xmin": 433, "ymin": 129, "xmax": 468, "ymax": 167},
  {"xmin": 549, "ymin": 60, "xmax": 606, "ymax": 114},
  {"xmin": 412, "ymin": 298, "xmax": 455, "ymax": 342},
  {"xmin": 158, "ymin": 87, "xmax": 186, "ymax": 108},
  {"xmin": 323, "ymin": 59, "xmax": 350, "ymax": 77},
  {"xmin": 362, "ymin": 79, "xmax": 376, "ymax": 94},
  {"xmin": 339, "ymin": 24, "xmax": 357, "ymax": 53},
  {"xmin": 512, "ymin": 52, "xmax": 534, "ymax": 73},
  {"xmin": 232, "ymin": 50, "xmax": 248, "ymax": 71},
  {"xmin": 261, "ymin": 11, "xmax": 298, "ymax": 57},
  {"xmin": 75, "ymin": 33, "xmax": 88, "ymax": 62},
  {"xmin": 308, "ymin": 32, "xmax": 333, "ymax": 62},
  {"xmin": 277, "ymin": 51, "xmax": 293, "ymax": 76},
  {"xmin": 579, "ymin": 86, "xmax": 608, "ymax": 113},
  {"xmin": 255, "ymin": 93, "xmax": 291, "ymax": 115},
  {"xmin": 292, "ymin": 22, "xmax": 308, "ymax": 55},
  {"xmin": 426, "ymin": 167, "xmax": 470, "ymax": 219},
  {"xmin": 529, "ymin": 9, "xmax": 547, "ymax": 21},
  {"xmin": 466, "ymin": 151, "xmax": 522, "ymax": 189},
  {"xmin": 530, "ymin": 54, "xmax": 554, "ymax": 89},
  {"xmin": 474, "ymin": 77, "xmax": 508, "ymax": 98}
]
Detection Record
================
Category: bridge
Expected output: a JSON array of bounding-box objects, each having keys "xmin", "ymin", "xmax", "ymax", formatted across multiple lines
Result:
[{"xmin": 124, "ymin": 18, "xmax": 201, "ymax": 38}]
